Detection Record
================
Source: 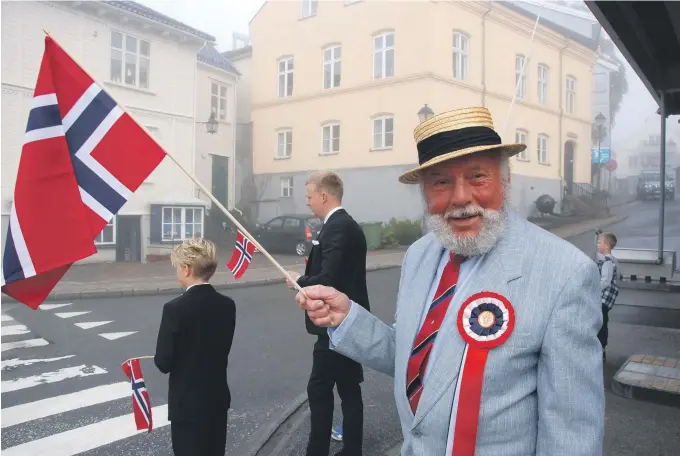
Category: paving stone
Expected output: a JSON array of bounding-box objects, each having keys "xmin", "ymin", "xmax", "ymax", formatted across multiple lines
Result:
[
  {"xmin": 653, "ymin": 357, "xmax": 667, "ymax": 366},
  {"xmin": 615, "ymin": 371, "xmax": 646, "ymax": 386},
  {"xmin": 664, "ymin": 358, "xmax": 678, "ymax": 368},
  {"xmin": 630, "ymin": 354, "xmax": 645, "ymax": 363},
  {"xmin": 642, "ymin": 355, "xmax": 655, "ymax": 364},
  {"xmin": 652, "ymin": 377, "xmax": 668, "ymax": 390}
]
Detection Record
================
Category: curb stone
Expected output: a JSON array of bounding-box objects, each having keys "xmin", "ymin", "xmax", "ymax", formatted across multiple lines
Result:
[{"xmin": 243, "ymin": 392, "xmax": 309, "ymax": 456}]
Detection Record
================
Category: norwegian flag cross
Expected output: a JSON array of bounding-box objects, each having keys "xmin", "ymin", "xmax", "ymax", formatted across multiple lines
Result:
[
  {"xmin": 227, "ymin": 231, "xmax": 256, "ymax": 279},
  {"xmin": 121, "ymin": 358, "xmax": 153, "ymax": 432}
]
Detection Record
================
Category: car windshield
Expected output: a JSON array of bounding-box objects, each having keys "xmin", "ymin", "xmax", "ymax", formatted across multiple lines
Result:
[
  {"xmin": 306, "ymin": 218, "xmax": 322, "ymax": 230},
  {"xmin": 642, "ymin": 172, "xmax": 661, "ymax": 181}
]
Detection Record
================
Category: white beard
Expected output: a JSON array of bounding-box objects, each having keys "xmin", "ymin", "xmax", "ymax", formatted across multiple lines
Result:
[{"xmin": 425, "ymin": 202, "xmax": 508, "ymax": 257}]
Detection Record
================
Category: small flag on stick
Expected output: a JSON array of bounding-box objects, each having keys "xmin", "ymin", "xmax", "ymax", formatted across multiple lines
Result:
[
  {"xmin": 227, "ymin": 231, "xmax": 256, "ymax": 279},
  {"xmin": 121, "ymin": 358, "xmax": 153, "ymax": 432}
]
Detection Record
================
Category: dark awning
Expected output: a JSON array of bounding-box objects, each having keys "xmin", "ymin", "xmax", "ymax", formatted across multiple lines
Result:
[{"xmin": 586, "ymin": 1, "xmax": 680, "ymax": 116}]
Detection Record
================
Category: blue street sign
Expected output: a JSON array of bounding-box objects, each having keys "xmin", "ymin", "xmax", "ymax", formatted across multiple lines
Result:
[{"xmin": 591, "ymin": 147, "xmax": 610, "ymax": 164}]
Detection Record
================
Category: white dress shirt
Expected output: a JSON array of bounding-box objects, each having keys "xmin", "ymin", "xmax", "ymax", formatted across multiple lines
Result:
[{"xmin": 324, "ymin": 206, "xmax": 344, "ymax": 224}]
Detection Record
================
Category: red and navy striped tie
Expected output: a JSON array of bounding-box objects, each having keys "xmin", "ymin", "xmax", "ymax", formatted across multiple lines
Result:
[{"xmin": 406, "ymin": 253, "xmax": 461, "ymax": 413}]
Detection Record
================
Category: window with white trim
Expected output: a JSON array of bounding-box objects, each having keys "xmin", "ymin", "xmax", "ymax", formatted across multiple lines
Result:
[
  {"xmin": 515, "ymin": 129, "xmax": 529, "ymax": 161},
  {"xmin": 566, "ymin": 76, "xmax": 576, "ymax": 114},
  {"xmin": 452, "ymin": 32, "xmax": 469, "ymax": 81},
  {"xmin": 162, "ymin": 207, "xmax": 204, "ymax": 241},
  {"xmin": 95, "ymin": 218, "xmax": 116, "ymax": 245},
  {"xmin": 211, "ymin": 82, "xmax": 227, "ymax": 121},
  {"xmin": 537, "ymin": 64, "xmax": 548, "ymax": 105},
  {"xmin": 277, "ymin": 129, "xmax": 293, "ymax": 158},
  {"xmin": 322, "ymin": 123, "xmax": 340, "ymax": 154},
  {"xmin": 302, "ymin": 0, "xmax": 318, "ymax": 18},
  {"xmin": 278, "ymin": 57, "xmax": 294, "ymax": 98},
  {"xmin": 111, "ymin": 31, "xmax": 150, "ymax": 89},
  {"xmin": 281, "ymin": 177, "xmax": 294, "ymax": 197},
  {"xmin": 373, "ymin": 116, "xmax": 394, "ymax": 150},
  {"xmin": 515, "ymin": 55, "xmax": 527, "ymax": 99},
  {"xmin": 373, "ymin": 32, "xmax": 394, "ymax": 79},
  {"xmin": 537, "ymin": 134, "xmax": 549, "ymax": 164},
  {"xmin": 323, "ymin": 45, "xmax": 341, "ymax": 89}
]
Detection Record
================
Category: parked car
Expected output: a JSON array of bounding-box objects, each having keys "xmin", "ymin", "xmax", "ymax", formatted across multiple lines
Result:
[
  {"xmin": 254, "ymin": 214, "xmax": 322, "ymax": 256},
  {"xmin": 637, "ymin": 171, "xmax": 675, "ymax": 200}
]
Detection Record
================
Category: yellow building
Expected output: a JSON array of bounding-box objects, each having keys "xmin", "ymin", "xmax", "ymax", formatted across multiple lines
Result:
[{"xmin": 248, "ymin": 0, "xmax": 598, "ymax": 222}]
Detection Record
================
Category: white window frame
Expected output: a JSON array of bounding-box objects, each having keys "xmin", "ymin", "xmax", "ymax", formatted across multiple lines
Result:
[
  {"xmin": 515, "ymin": 129, "xmax": 529, "ymax": 161},
  {"xmin": 211, "ymin": 82, "xmax": 227, "ymax": 121},
  {"xmin": 302, "ymin": 0, "xmax": 318, "ymax": 18},
  {"xmin": 537, "ymin": 134, "xmax": 549, "ymax": 164},
  {"xmin": 110, "ymin": 30, "xmax": 150, "ymax": 89},
  {"xmin": 372, "ymin": 115, "xmax": 394, "ymax": 150},
  {"xmin": 515, "ymin": 55, "xmax": 527, "ymax": 99},
  {"xmin": 276, "ymin": 129, "xmax": 293, "ymax": 159},
  {"xmin": 452, "ymin": 32, "xmax": 469, "ymax": 81},
  {"xmin": 321, "ymin": 122, "xmax": 340, "ymax": 154},
  {"xmin": 566, "ymin": 76, "xmax": 576, "ymax": 114},
  {"xmin": 281, "ymin": 177, "xmax": 294, "ymax": 197},
  {"xmin": 277, "ymin": 57, "xmax": 294, "ymax": 98},
  {"xmin": 161, "ymin": 207, "xmax": 204, "ymax": 242},
  {"xmin": 537, "ymin": 64, "xmax": 548, "ymax": 105},
  {"xmin": 94, "ymin": 218, "xmax": 116, "ymax": 245},
  {"xmin": 373, "ymin": 32, "xmax": 395, "ymax": 80},
  {"xmin": 323, "ymin": 45, "xmax": 342, "ymax": 89}
]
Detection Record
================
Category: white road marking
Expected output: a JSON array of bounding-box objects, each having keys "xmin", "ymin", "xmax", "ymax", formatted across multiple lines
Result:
[
  {"xmin": 1, "ymin": 381, "xmax": 130, "ymax": 428},
  {"xmin": 2, "ymin": 355, "xmax": 75, "ymax": 371},
  {"xmin": 1, "ymin": 364, "xmax": 107, "ymax": 393},
  {"xmin": 1, "ymin": 325, "xmax": 30, "ymax": 337},
  {"xmin": 1, "ymin": 314, "xmax": 15, "ymax": 322},
  {"xmin": 98, "ymin": 331, "xmax": 136, "ymax": 340},
  {"xmin": 75, "ymin": 321, "xmax": 113, "ymax": 330},
  {"xmin": 1, "ymin": 338, "xmax": 49, "ymax": 352},
  {"xmin": 39, "ymin": 303, "xmax": 72, "ymax": 311},
  {"xmin": 54, "ymin": 311, "xmax": 91, "ymax": 319},
  {"xmin": 1, "ymin": 404, "xmax": 170, "ymax": 456}
]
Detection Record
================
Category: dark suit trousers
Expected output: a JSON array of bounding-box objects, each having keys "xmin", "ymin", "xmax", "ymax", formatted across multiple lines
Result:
[
  {"xmin": 598, "ymin": 306, "xmax": 609, "ymax": 348},
  {"xmin": 171, "ymin": 413, "xmax": 227, "ymax": 456},
  {"xmin": 306, "ymin": 344, "xmax": 363, "ymax": 456}
]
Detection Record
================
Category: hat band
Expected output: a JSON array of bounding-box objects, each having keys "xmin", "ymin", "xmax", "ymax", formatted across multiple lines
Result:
[{"xmin": 416, "ymin": 126, "xmax": 502, "ymax": 165}]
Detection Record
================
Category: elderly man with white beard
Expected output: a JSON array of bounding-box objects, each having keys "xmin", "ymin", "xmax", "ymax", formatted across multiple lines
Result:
[{"xmin": 297, "ymin": 107, "xmax": 604, "ymax": 456}]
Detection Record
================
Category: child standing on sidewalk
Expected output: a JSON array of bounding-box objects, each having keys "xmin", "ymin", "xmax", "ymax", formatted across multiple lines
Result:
[
  {"xmin": 154, "ymin": 238, "xmax": 236, "ymax": 456},
  {"xmin": 596, "ymin": 232, "xmax": 620, "ymax": 361}
]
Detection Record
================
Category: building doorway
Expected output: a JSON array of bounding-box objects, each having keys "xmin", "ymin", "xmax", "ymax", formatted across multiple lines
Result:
[
  {"xmin": 116, "ymin": 215, "xmax": 141, "ymax": 262},
  {"xmin": 211, "ymin": 155, "xmax": 229, "ymax": 209},
  {"xmin": 564, "ymin": 141, "xmax": 575, "ymax": 195}
]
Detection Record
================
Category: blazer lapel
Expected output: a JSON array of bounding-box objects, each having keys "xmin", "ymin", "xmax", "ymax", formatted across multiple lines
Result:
[{"xmin": 411, "ymin": 211, "xmax": 526, "ymax": 428}]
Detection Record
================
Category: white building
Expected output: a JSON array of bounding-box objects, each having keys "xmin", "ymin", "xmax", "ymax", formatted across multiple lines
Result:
[{"xmin": 1, "ymin": 0, "xmax": 239, "ymax": 263}]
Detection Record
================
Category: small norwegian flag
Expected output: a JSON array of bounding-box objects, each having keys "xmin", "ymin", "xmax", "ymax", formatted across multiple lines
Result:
[
  {"xmin": 121, "ymin": 359, "xmax": 153, "ymax": 432},
  {"xmin": 227, "ymin": 231, "xmax": 256, "ymax": 279}
]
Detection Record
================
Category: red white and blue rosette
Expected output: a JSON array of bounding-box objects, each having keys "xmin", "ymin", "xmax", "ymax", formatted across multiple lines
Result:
[{"xmin": 450, "ymin": 291, "xmax": 515, "ymax": 456}]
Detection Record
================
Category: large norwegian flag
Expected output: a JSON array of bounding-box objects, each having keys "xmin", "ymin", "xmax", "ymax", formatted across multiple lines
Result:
[
  {"xmin": 227, "ymin": 231, "xmax": 256, "ymax": 279},
  {"xmin": 1, "ymin": 36, "xmax": 166, "ymax": 308},
  {"xmin": 121, "ymin": 359, "xmax": 154, "ymax": 432}
]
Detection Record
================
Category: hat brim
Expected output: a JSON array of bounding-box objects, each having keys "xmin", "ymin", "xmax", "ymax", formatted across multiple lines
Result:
[{"xmin": 398, "ymin": 143, "xmax": 527, "ymax": 184}]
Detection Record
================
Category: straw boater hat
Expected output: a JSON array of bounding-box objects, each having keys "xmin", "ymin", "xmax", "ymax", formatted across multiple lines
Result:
[{"xmin": 398, "ymin": 107, "xmax": 527, "ymax": 184}]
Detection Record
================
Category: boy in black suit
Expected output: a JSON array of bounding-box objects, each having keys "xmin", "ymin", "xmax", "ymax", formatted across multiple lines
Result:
[
  {"xmin": 155, "ymin": 238, "xmax": 236, "ymax": 456},
  {"xmin": 287, "ymin": 171, "xmax": 369, "ymax": 456}
]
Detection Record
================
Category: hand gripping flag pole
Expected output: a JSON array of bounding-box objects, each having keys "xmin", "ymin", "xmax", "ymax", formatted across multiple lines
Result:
[{"xmin": 42, "ymin": 30, "xmax": 306, "ymax": 296}]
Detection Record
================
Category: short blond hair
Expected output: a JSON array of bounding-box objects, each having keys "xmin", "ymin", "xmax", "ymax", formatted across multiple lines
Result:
[
  {"xmin": 599, "ymin": 232, "xmax": 617, "ymax": 249},
  {"xmin": 306, "ymin": 171, "xmax": 344, "ymax": 201},
  {"xmin": 170, "ymin": 238, "xmax": 217, "ymax": 281}
]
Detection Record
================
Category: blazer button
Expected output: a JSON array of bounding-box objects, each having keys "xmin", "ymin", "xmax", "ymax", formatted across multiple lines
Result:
[{"xmin": 413, "ymin": 429, "xmax": 422, "ymax": 438}]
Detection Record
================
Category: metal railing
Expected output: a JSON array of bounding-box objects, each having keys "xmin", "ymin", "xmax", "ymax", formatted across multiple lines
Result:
[{"xmin": 571, "ymin": 182, "xmax": 609, "ymax": 212}]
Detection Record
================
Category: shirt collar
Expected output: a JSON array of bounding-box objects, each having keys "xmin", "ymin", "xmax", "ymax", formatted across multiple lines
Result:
[
  {"xmin": 186, "ymin": 282, "xmax": 210, "ymax": 291},
  {"xmin": 324, "ymin": 206, "xmax": 343, "ymax": 224}
]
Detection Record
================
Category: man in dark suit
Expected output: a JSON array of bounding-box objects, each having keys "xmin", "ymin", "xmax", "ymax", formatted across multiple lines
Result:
[
  {"xmin": 155, "ymin": 238, "xmax": 236, "ymax": 456},
  {"xmin": 287, "ymin": 171, "xmax": 369, "ymax": 456}
]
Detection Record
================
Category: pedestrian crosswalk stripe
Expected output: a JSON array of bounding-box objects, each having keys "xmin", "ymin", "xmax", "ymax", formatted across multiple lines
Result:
[
  {"xmin": 1, "ymin": 324, "xmax": 31, "ymax": 337},
  {"xmin": 1, "ymin": 404, "xmax": 170, "ymax": 456},
  {"xmin": 1, "ymin": 338, "xmax": 50, "ymax": 352},
  {"xmin": 1, "ymin": 381, "xmax": 130, "ymax": 428},
  {"xmin": 1, "ymin": 364, "xmax": 107, "ymax": 393},
  {"xmin": 39, "ymin": 303, "xmax": 73, "ymax": 311},
  {"xmin": 1, "ymin": 314, "xmax": 15, "ymax": 322},
  {"xmin": 55, "ymin": 311, "xmax": 91, "ymax": 319},
  {"xmin": 99, "ymin": 331, "xmax": 136, "ymax": 340},
  {"xmin": 75, "ymin": 321, "xmax": 113, "ymax": 330},
  {"xmin": 2, "ymin": 355, "xmax": 75, "ymax": 371}
]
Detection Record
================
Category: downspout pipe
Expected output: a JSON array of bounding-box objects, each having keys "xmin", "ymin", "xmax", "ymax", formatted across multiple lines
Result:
[
  {"xmin": 558, "ymin": 41, "xmax": 568, "ymax": 201},
  {"xmin": 481, "ymin": 6, "xmax": 491, "ymax": 106},
  {"xmin": 658, "ymin": 91, "xmax": 666, "ymax": 264}
]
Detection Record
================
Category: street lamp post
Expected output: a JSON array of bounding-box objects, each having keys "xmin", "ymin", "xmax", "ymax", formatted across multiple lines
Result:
[
  {"xmin": 594, "ymin": 112, "xmax": 607, "ymax": 191},
  {"xmin": 418, "ymin": 104, "xmax": 434, "ymax": 123}
]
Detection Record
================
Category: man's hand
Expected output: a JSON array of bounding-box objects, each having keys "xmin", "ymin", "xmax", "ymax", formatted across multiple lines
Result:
[
  {"xmin": 296, "ymin": 285, "xmax": 351, "ymax": 328},
  {"xmin": 286, "ymin": 271, "xmax": 301, "ymax": 289}
]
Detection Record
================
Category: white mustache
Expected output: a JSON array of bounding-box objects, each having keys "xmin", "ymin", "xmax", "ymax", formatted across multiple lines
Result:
[{"xmin": 445, "ymin": 206, "xmax": 485, "ymax": 220}]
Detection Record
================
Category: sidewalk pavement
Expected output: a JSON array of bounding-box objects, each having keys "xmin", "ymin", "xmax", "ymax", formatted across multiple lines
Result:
[{"xmin": 2, "ymin": 210, "xmax": 629, "ymax": 303}]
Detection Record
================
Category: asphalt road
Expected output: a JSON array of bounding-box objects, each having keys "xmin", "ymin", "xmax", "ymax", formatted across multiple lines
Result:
[{"xmin": 2, "ymin": 201, "xmax": 680, "ymax": 455}]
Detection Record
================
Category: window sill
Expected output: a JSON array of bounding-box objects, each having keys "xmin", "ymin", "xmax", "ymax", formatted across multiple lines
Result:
[
  {"xmin": 515, "ymin": 158, "xmax": 530, "ymax": 163},
  {"xmin": 299, "ymin": 13, "xmax": 317, "ymax": 21},
  {"xmin": 373, "ymin": 75, "xmax": 395, "ymax": 81},
  {"xmin": 538, "ymin": 161, "xmax": 551, "ymax": 166},
  {"xmin": 370, "ymin": 147, "xmax": 393, "ymax": 152},
  {"xmin": 274, "ymin": 156, "xmax": 292, "ymax": 160},
  {"xmin": 104, "ymin": 81, "xmax": 156, "ymax": 96},
  {"xmin": 320, "ymin": 151, "xmax": 339, "ymax": 156},
  {"xmin": 94, "ymin": 243, "xmax": 116, "ymax": 249}
]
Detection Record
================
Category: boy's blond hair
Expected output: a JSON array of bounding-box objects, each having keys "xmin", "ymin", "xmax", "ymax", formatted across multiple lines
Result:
[
  {"xmin": 599, "ymin": 232, "xmax": 617, "ymax": 249},
  {"xmin": 170, "ymin": 238, "xmax": 217, "ymax": 281},
  {"xmin": 306, "ymin": 171, "xmax": 344, "ymax": 201}
]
